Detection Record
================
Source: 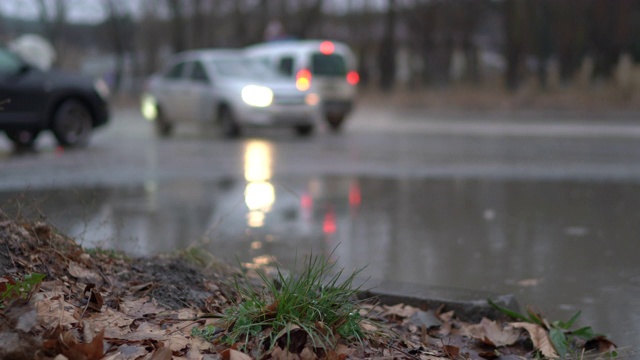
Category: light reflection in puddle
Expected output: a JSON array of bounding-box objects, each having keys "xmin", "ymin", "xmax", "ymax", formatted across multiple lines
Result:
[{"xmin": 0, "ymin": 177, "xmax": 639, "ymax": 347}]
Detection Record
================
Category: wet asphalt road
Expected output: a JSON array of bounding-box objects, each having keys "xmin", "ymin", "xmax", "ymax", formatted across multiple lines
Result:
[
  {"xmin": 2, "ymin": 104, "xmax": 640, "ymax": 189},
  {"xmin": 1, "ymin": 101, "xmax": 640, "ymax": 348}
]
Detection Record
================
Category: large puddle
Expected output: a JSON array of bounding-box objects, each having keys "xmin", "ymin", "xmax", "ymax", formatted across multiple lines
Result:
[{"xmin": 2, "ymin": 176, "xmax": 639, "ymax": 347}]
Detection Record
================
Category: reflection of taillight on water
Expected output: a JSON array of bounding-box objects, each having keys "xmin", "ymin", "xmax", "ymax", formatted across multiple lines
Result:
[
  {"xmin": 349, "ymin": 182, "xmax": 361, "ymax": 207},
  {"xmin": 346, "ymin": 71, "xmax": 360, "ymax": 86},
  {"xmin": 323, "ymin": 208, "xmax": 337, "ymax": 234},
  {"xmin": 300, "ymin": 193, "xmax": 313, "ymax": 210},
  {"xmin": 296, "ymin": 69, "xmax": 312, "ymax": 91}
]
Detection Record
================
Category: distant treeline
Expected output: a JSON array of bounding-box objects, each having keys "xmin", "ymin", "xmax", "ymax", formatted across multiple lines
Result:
[{"xmin": 1, "ymin": 0, "xmax": 638, "ymax": 93}]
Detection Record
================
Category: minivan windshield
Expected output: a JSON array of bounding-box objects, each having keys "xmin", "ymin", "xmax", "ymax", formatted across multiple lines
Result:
[
  {"xmin": 311, "ymin": 53, "xmax": 346, "ymax": 77},
  {"xmin": 210, "ymin": 58, "xmax": 281, "ymax": 80}
]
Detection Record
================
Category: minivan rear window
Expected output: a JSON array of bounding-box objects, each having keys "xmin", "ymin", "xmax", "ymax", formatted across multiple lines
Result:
[{"xmin": 311, "ymin": 53, "xmax": 346, "ymax": 77}]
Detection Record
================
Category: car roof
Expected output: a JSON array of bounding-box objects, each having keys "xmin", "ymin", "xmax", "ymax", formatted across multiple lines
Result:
[
  {"xmin": 173, "ymin": 49, "xmax": 245, "ymax": 62},
  {"xmin": 245, "ymin": 40, "xmax": 352, "ymax": 54}
]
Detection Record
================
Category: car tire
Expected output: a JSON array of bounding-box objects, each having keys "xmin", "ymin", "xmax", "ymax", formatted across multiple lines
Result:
[
  {"xmin": 294, "ymin": 124, "xmax": 314, "ymax": 137},
  {"xmin": 219, "ymin": 107, "xmax": 240, "ymax": 138},
  {"xmin": 51, "ymin": 99, "xmax": 93, "ymax": 148},
  {"xmin": 155, "ymin": 108, "xmax": 174, "ymax": 137},
  {"xmin": 6, "ymin": 130, "xmax": 40, "ymax": 148},
  {"xmin": 326, "ymin": 115, "xmax": 344, "ymax": 132}
]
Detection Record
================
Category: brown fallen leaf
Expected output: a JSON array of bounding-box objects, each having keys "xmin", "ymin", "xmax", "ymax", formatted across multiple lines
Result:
[
  {"xmin": 36, "ymin": 296, "xmax": 79, "ymax": 328},
  {"xmin": 83, "ymin": 284, "xmax": 104, "ymax": 312},
  {"xmin": 68, "ymin": 261, "xmax": 102, "ymax": 284},
  {"xmin": 442, "ymin": 344, "xmax": 460, "ymax": 358},
  {"xmin": 585, "ymin": 335, "xmax": 617, "ymax": 353},
  {"xmin": 221, "ymin": 348, "xmax": 253, "ymax": 360},
  {"xmin": 382, "ymin": 303, "xmax": 419, "ymax": 318},
  {"xmin": 150, "ymin": 346, "xmax": 173, "ymax": 360},
  {"xmin": 76, "ymin": 329, "xmax": 105, "ymax": 360},
  {"xmin": 511, "ymin": 322, "xmax": 558, "ymax": 358},
  {"xmin": 270, "ymin": 346, "xmax": 300, "ymax": 360},
  {"xmin": 461, "ymin": 318, "xmax": 520, "ymax": 347}
]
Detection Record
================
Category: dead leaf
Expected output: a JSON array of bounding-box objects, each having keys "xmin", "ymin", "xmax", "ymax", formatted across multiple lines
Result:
[
  {"xmin": 512, "ymin": 322, "xmax": 558, "ymax": 358},
  {"xmin": 68, "ymin": 261, "xmax": 102, "ymax": 284},
  {"xmin": 4, "ymin": 299, "xmax": 37, "ymax": 332},
  {"xmin": 300, "ymin": 347, "xmax": 318, "ymax": 360},
  {"xmin": 442, "ymin": 345, "xmax": 459, "ymax": 358},
  {"xmin": 83, "ymin": 284, "xmax": 104, "ymax": 312},
  {"xmin": 585, "ymin": 335, "xmax": 617, "ymax": 353},
  {"xmin": 383, "ymin": 303, "xmax": 418, "ymax": 318},
  {"xmin": 220, "ymin": 348, "xmax": 252, "ymax": 360},
  {"xmin": 276, "ymin": 325, "xmax": 308, "ymax": 354},
  {"xmin": 76, "ymin": 328, "xmax": 105, "ymax": 360},
  {"xmin": 149, "ymin": 346, "xmax": 173, "ymax": 360},
  {"xmin": 461, "ymin": 318, "xmax": 520, "ymax": 347},
  {"xmin": 515, "ymin": 278, "xmax": 543, "ymax": 287},
  {"xmin": 36, "ymin": 296, "xmax": 78, "ymax": 327},
  {"xmin": 408, "ymin": 310, "xmax": 442, "ymax": 329},
  {"xmin": 437, "ymin": 310, "xmax": 455, "ymax": 322},
  {"xmin": 270, "ymin": 346, "xmax": 300, "ymax": 360}
]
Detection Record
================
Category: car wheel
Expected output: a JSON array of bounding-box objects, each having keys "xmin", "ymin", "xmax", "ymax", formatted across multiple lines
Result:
[
  {"xmin": 295, "ymin": 124, "xmax": 314, "ymax": 137},
  {"xmin": 6, "ymin": 130, "xmax": 40, "ymax": 148},
  {"xmin": 219, "ymin": 107, "xmax": 240, "ymax": 138},
  {"xmin": 326, "ymin": 115, "xmax": 344, "ymax": 132},
  {"xmin": 51, "ymin": 99, "xmax": 93, "ymax": 148},
  {"xmin": 155, "ymin": 108, "xmax": 174, "ymax": 137}
]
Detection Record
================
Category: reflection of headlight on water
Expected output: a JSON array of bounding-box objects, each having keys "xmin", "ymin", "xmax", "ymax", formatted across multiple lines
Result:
[
  {"xmin": 141, "ymin": 94, "xmax": 158, "ymax": 120},
  {"xmin": 241, "ymin": 85, "xmax": 274, "ymax": 107},
  {"xmin": 245, "ymin": 181, "xmax": 275, "ymax": 212},
  {"xmin": 305, "ymin": 93, "xmax": 320, "ymax": 106}
]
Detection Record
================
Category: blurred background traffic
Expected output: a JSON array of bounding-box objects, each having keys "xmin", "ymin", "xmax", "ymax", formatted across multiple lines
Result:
[
  {"xmin": 2, "ymin": 0, "xmax": 640, "ymax": 350},
  {"xmin": 1, "ymin": 0, "xmax": 639, "ymax": 109}
]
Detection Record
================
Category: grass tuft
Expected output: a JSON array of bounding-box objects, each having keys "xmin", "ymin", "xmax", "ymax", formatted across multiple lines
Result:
[{"xmin": 220, "ymin": 249, "xmax": 369, "ymax": 353}]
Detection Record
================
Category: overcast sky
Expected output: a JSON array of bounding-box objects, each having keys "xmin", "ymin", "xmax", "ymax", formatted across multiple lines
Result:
[{"xmin": 0, "ymin": 0, "xmax": 388, "ymax": 24}]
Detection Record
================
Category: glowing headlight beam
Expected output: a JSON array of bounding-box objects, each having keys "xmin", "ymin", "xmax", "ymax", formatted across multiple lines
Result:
[{"xmin": 241, "ymin": 85, "xmax": 274, "ymax": 107}]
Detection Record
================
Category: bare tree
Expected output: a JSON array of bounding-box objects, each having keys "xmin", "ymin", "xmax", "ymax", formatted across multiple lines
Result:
[
  {"xmin": 167, "ymin": 0, "xmax": 187, "ymax": 52},
  {"xmin": 378, "ymin": 0, "xmax": 396, "ymax": 91},
  {"xmin": 34, "ymin": 0, "xmax": 67, "ymax": 52},
  {"xmin": 502, "ymin": 0, "xmax": 528, "ymax": 90}
]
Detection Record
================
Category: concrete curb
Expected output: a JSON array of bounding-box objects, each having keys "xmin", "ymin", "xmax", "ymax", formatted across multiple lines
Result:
[{"xmin": 355, "ymin": 277, "xmax": 520, "ymax": 323}]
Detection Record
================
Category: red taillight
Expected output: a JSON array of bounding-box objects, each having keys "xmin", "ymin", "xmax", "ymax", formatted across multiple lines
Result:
[
  {"xmin": 296, "ymin": 68, "xmax": 312, "ymax": 91},
  {"xmin": 346, "ymin": 71, "xmax": 359, "ymax": 85},
  {"xmin": 320, "ymin": 41, "xmax": 335, "ymax": 55}
]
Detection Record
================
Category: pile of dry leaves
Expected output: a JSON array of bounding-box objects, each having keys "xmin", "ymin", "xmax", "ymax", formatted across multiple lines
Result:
[{"xmin": 0, "ymin": 211, "xmax": 619, "ymax": 359}]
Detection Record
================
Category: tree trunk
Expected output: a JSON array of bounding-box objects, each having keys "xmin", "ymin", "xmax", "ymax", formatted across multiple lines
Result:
[
  {"xmin": 378, "ymin": 0, "xmax": 396, "ymax": 91},
  {"xmin": 168, "ymin": 0, "xmax": 186, "ymax": 52}
]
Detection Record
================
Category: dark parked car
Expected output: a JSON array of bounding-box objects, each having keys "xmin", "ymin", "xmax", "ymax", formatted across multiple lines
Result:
[{"xmin": 0, "ymin": 47, "xmax": 110, "ymax": 148}]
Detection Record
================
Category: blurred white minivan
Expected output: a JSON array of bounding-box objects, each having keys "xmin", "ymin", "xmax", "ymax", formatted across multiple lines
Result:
[{"xmin": 245, "ymin": 40, "xmax": 359, "ymax": 131}]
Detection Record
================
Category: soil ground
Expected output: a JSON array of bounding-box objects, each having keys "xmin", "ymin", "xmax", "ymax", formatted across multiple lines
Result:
[{"xmin": 0, "ymin": 211, "xmax": 620, "ymax": 359}]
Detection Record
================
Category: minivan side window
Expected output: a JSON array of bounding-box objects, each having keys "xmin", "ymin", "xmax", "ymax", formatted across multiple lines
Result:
[
  {"xmin": 277, "ymin": 56, "xmax": 294, "ymax": 77},
  {"xmin": 165, "ymin": 62, "xmax": 186, "ymax": 79},
  {"xmin": 311, "ymin": 53, "xmax": 346, "ymax": 77},
  {"xmin": 190, "ymin": 61, "xmax": 210, "ymax": 84}
]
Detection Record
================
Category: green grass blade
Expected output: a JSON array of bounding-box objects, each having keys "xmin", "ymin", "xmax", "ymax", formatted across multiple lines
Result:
[{"xmin": 487, "ymin": 298, "xmax": 530, "ymax": 322}]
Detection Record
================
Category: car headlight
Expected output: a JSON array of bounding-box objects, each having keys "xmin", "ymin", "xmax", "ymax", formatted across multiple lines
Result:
[
  {"xmin": 241, "ymin": 85, "xmax": 273, "ymax": 107},
  {"xmin": 140, "ymin": 94, "xmax": 158, "ymax": 120},
  {"xmin": 94, "ymin": 78, "xmax": 110, "ymax": 99}
]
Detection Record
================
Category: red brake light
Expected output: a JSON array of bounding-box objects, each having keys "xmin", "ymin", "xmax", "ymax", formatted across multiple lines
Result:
[
  {"xmin": 319, "ymin": 41, "xmax": 335, "ymax": 55},
  {"xmin": 346, "ymin": 71, "xmax": 359, "ymax": 85},
  {"xmin": 296, "ymin": 68, "xmax": 312, "ymax": 91}
]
